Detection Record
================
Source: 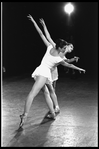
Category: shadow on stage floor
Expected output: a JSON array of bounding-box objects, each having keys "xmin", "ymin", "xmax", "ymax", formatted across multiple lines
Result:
[
  {"xmin": 2, "ymin": 75, "xmax": 98, "ymax": 147},
  {"xmin": 7, "ymin": 112, "xmax": 55, "ymax": 147}
]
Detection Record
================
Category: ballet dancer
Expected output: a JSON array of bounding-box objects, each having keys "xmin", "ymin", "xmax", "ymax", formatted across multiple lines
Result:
[
  {"xmin": 39, "ymin": 18, "xmax": 79, "ymax": 90},
  {"xmin": 19, "ymin": 14, "xmax": 85, "ymax": 128},
  {"xmin": 52, "ymin": 56, "xmax": 79, "ymax": 90}
]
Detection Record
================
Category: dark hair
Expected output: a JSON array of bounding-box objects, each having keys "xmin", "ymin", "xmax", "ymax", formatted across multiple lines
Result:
[{"xmin": 55, "ymin": 38, "xmax": 71, "ymax": 49}]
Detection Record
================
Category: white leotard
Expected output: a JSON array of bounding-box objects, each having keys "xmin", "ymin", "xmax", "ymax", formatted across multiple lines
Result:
[{"xmin": 32, "ymin": 44, "xmax": 65, "ymax": 84}]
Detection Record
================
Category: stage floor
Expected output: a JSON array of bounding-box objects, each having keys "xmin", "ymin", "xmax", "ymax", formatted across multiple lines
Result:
[{"xmin": 2, "ymin": 76, "xmax": 98, "ymax": 147}]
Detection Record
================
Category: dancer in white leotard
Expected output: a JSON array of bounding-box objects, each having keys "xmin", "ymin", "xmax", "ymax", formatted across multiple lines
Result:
[
  {"xmin": 19, "ymin": 14, "xmax": 85, "ymax": 128},
  {"xmin": 39, "ymin": 18, "xmax": 79, "ymax": 90}
]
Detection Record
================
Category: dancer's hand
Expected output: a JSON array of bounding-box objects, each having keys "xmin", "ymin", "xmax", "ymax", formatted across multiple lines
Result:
[
  {"xmin": 79, "ymin": 68, "xmax": 86, "ymax": 74},
  {"xmin": 40, "ymin": 18, "xmax": 45, "ymax": 26},
  {"xmin": 27, "ymin": 14, "xmax": 35, "ymax": 23},
  {"xmin": 74, "ymin": 56, "xmax": 79, "ymax": 62}
]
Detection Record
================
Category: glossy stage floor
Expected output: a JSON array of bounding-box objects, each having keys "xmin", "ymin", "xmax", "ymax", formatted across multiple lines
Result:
[{"xmin": 2, "ymin": 75, "xmax": 98, "ymax": 147}]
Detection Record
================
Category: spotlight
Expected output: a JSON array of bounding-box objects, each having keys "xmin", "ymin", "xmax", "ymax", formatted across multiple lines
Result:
[{"xmin": 64, "ymin": 2, "xmax": 74, "ymax": 16}]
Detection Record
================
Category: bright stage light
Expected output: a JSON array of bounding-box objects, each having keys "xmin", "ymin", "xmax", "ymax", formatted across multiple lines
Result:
[{"xmin": 64, "ymin": 2, "xmax": 74, "ymax": 15}]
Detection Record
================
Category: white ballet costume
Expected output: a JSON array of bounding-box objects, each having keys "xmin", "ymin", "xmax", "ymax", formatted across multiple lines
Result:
[
  {"xmin": 32, "ymin": 44, "xmax": 64, "ymax": 84},
  {"xmin": 51, "ymin": 56, "xmax": 67, "ymax": 82}
]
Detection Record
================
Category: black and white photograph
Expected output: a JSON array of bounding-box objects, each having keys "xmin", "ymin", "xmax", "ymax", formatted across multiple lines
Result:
[{"xmin": 1, "ymin": 2, "xmax": 98, "ymax": 147}]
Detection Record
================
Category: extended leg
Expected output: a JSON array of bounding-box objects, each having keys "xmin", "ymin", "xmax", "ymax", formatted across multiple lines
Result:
[
  {"xmin": 42, "ymin": 85, "xmax": 56, "ymax": 119},
  {"xmin": 19, "ymin": 76, "xmax": 47, "ymax": 127},
  {"xmin": 46, "ymin": 84, "xmax": 60, "ymax": 114}
]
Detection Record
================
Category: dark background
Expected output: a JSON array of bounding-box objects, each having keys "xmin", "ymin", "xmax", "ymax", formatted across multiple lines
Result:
[{"xmin": 2, "ymin": 2, "xmax": 98, "ymax": 80}]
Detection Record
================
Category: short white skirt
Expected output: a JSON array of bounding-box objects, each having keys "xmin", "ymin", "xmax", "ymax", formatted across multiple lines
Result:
[{"xmin": 32, "ymin": 65, "xmax": 53, "ymax": 85}]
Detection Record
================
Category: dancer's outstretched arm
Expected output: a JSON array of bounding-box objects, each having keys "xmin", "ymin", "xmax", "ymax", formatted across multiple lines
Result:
[
  {"xmin": 66, "ymin": 56, "xmax": 79, "ymax": 63},
  {"xmin": 60, "ymin": 60, "xmax": 86, "ymax": 73},
  {"xmin": 27, "ymin": 14, "xmax": 50, "ymax": 47},
  {"xmin": 40, "ymin": 18, "xmax": 56, "ymax": 47}
]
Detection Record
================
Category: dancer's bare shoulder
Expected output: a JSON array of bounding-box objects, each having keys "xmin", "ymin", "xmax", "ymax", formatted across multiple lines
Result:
[{"xmin": 50, "ymin": 48, "xmax": 59, "ymax": 57}]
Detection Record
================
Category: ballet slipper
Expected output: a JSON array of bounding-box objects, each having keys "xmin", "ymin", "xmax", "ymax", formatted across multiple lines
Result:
[
  {"xmin": 46, "ymin": 112, "xmax": 56, "ymax": 120},
  {"xmin": 19, "ymin": 113, "xmax": 27, "ymax": 128},
  {"xmin": 48, "ymin": 106, "xmax": 60, "ymax": 115},
  {"xmin": 54, "ymin": 106, "xmax": 60, "ymax": 115}
]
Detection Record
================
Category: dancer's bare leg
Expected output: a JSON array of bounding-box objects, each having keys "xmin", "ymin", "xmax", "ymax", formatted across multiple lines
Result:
[
  {"xmin": 23, "ymin": 76, "xmax": 47, "ymax": 114},
  {"xmin": 53, "ymin": 81, "xmax": 56, "ymax": 92},
  {"xmin": 19, "ymin": 76, "xmax": 47, "ymax": 127},
  {"xmin": 42, "ymin": 85, "xmax": 55, "ymax": 114},
  {"xmin": 46, "ymin": 84, "xmax": 60, "ymax": 113}
]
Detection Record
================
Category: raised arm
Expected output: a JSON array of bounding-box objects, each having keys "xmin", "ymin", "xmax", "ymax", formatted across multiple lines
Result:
[
  {"xmin": 40, "ymin": 18, "xmax": 56, "ymax": 47},
  {"xmin": 60, "ymin": 60, "xmax": 86, "ymax": 73},
  {"xmin": 27, "ymin": 14, "xmax": 50, "ymax": 47}
]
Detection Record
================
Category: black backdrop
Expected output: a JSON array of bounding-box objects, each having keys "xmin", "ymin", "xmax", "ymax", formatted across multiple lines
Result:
[{"xmin": 3, "ymin": 2, "xmax": 98, "ymax": 80}]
